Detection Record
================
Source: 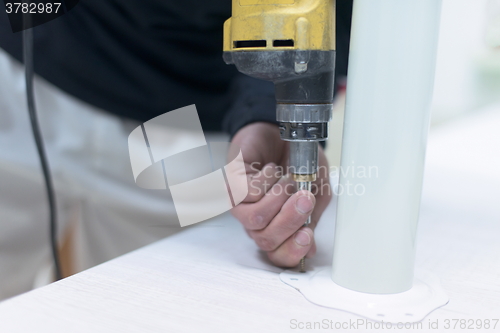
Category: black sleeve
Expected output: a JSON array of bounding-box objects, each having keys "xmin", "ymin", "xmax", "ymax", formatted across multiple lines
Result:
[
  {"xmin": 222, "ymin": 74, "xmax": 277, "ymax": 137},
  {"xmin": 222, "ymin": 0, "xmax": 353, "ymax": 138},
  {"xmin": 0, "ymin": 0, "xmax": 352, "ymax": 136}
]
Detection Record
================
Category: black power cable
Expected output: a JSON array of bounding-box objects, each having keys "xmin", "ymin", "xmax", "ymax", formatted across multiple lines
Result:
[{"xmin": 23, "ymin": 26, "xmax": 63, "ymax": 281}]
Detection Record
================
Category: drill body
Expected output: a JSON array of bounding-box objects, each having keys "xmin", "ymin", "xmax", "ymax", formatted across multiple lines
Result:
[{"xmin": 223, "ymin": 0, "xmax": 336, "ymax": 185}]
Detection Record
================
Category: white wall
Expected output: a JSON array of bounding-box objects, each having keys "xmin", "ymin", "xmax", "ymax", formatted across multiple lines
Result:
[{"xmin": 431, "ymin": 0, "xmax": 493, "ymax": 124}]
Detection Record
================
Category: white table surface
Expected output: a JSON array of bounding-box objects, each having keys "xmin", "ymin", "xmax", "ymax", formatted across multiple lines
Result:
[{"xmin": 0, "ymin": 105, "xmax": 499, "ymax": 333}]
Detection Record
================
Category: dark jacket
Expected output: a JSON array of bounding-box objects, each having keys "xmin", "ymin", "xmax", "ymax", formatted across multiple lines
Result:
[{"xmin": 0, "ymin": 0, "xmax": 352, "ymax": 136}]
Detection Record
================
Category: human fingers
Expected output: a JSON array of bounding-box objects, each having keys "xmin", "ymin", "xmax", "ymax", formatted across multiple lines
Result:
[
  {"xmin": 247, "ymin": 190, "xmax": 315, "ymax": 251},
  {"xmin": 267, "ymin": 226, "xmax": 315, "ymax": 267},
  {"xmin": 232, "ymin": 175, "xmax": 295, "ymax": 230}
]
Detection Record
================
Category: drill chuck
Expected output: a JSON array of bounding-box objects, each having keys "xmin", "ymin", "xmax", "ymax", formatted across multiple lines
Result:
[{"xmin": 278, "ymin": 103, "xmax": 332, "ymax": 179}]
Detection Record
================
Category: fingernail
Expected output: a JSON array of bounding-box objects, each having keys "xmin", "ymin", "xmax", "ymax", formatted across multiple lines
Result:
[
  {"xmin": 296, "ymin": 195, "xmax": 314, "ymax": 214},
  {"xmin": 294, "ymin": 229, "xmax": 311, "ymax": 246}
]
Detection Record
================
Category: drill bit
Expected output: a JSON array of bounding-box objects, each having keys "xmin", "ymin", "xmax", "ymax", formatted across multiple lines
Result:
[{"xmin": 297, "ymin": 180, "xmax": 312, "ymax": 273}]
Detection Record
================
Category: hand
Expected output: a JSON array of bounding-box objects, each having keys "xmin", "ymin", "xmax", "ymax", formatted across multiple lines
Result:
[{"xmin": 230, "ymin": 122, "xmax": 332, "ymax": 267}]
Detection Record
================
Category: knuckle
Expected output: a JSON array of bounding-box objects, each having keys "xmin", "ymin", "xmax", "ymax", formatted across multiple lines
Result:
[{"xmin": 247, "ymin": 212, "xmax": 265, "ymax": 230}]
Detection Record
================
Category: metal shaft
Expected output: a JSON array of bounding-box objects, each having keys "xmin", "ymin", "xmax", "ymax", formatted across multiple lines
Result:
[{"xmin": 297, "ymin": 180, "xmax": 312, "ymax": 273}]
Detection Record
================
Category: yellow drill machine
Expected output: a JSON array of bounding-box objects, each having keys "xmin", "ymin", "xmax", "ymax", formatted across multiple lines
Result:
[{"xmin": 223, "ymin": 0, "xmax": 336, "ymax": 271}]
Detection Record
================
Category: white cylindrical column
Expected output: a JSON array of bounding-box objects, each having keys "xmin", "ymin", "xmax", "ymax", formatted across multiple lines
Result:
[{"xmin": 331, "ymin": 0, "xmax": 442, "ymax": 294}]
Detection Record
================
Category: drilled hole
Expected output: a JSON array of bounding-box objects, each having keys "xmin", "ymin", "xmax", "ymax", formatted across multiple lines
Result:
[
  {"xmin": 377, "ymin": 314, "xmax": 385, "ymax": 317},
  {"xmin": 273, "ymin": 39, "xmax": 294, "ymax": 47},
  {"xmin": 234, "ymin": 40, "xmax": 266, "ymax": 48},
  {"xmin": 406, "ymin": 313, "xmax": 413, "ymax": 316},
  {"xmin": 290, "ymin": 278, "xmax": 298, "ymax": 280}
]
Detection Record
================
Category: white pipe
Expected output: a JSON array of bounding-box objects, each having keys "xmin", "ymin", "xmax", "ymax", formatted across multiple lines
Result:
[{"xmin": 331, "ymin": 0, "xmax": 442, "ymax": 294}]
